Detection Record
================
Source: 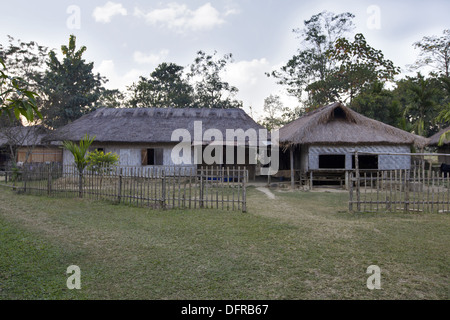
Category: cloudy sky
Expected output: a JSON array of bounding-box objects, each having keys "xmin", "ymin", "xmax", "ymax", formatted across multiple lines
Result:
[{"xmin": 1, "ymin": 0, "xmax": 449, "ymax": 120}]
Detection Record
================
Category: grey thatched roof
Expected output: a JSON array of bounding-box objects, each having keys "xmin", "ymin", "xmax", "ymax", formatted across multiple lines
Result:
[
  {"xmin": 0, "ymin": 126, "xmax": 52, "ymax": 147},
  {"xmin": 279, "ymin": 102, "xmax": 429, "ymax": 148},
  {"xmin": 45, "ymin": 107, "xmax": 265, "ymax": 144},
  {"xmin": 428, "ymin": 126, "xmax": 450, "ymax": 146}
]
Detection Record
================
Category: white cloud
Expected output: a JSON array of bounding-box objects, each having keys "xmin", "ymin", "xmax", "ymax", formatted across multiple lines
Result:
[
  {"xmin": 93, "ymin": 2, "xmax": 127, "ymax": 23},
  {"xmin": 95, "ymin": 60, "xmax": 143, "ymax": 91},
  {"xmin": 133, "ymin": 50, "xmax": 169, "ymax": 65},
  {"xmin": 222, "ymin": 58, "xmax": 299, "ymax": 118},
  {"xmin": 133, "ymin": 2, "xmax": 237, "ymax": 32}
]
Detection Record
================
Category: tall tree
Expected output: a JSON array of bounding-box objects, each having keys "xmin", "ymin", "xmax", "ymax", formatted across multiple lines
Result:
[
  {"xmin": 41, "ymin": 35, "xmax": 106, "ymax": 128},
  {"xmin": 127, "ymin": 62, "xmax": 193, "ymax": 108},
  {"xmin": 188, "ymin": 50, "xmax": 242, "ymax": 109},
  {"xmin": 329, "ymin": 33, "xmax": 400, "ymax": 103},
  {"xmin": 260, "ymin": 94, "xmax": 292, "ymax": 130},
  {"xmin": 411, "ymin": 29, "xmax": 450, "ymax": 78},
  {"xmin": 395, "ymin": 73, "xmax": 441, "ymax": 137},
  {"xmin": 350, "ymin": 81, "xmax": 402, "ymax": 127},
  {"xmin": 268, "ymin": 11, "xmax": 355, "ymax": 108},
  {"xmin": 0, "ymin": 35, "xmax": 48, "ymax": 96}
]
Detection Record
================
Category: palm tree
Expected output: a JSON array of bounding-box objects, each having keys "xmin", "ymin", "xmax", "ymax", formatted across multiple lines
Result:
[
  {"xmin": 406, "ymin": 74, "xmax": 438, "ymax": 136},
  {"xmin": 62, "ymin": 134, "xmax": 95, "ymax": 197}
]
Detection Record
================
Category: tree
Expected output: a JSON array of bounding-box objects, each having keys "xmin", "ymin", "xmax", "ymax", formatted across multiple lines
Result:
[
  {"xmin": 86, "ymin": 149, "xmax": 119, "ymax": 190},
  {"xmin": 261, "ymin": 95, "xmax": 292, "ymax": 130},
  {"xmin": 41, "ymin": 35, "xmax": 107, "ymax": 128},
  {"xmin": 329, "ymin": 33, "xmax": 400, "ymax": 103},
  {"xmin": 188, "ymin": 50, "xmax": 242, "ymax": 109},
  {"xmin": 411, "ymin": 29, "xmax": 450, "ymax": 78},
  {"xmin": 351, "ymin": 81, "xmax": 402, "ymax": 127},
  {"xmin": 268, "ymin": 11, "xmax": 355, "ymax": 108},
  {"xmin": 0, "ymin": 57, "xmax": 41, "ymax": 122},
  {"xmin": 62, "ymin": 134, "xmax": 95, "ymax": 198},
  {"xmin": 396, "ymin": 73, "xmax": 441, "ymax": 137},
  {"xmin": 127, "ymin": 62, "xmax": 193, "ymax": 108}
]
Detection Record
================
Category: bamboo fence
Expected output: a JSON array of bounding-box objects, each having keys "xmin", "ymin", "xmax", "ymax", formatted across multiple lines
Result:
[
  {"xmin": 0, "ymin": 163, "xmax": 248, "ymax": 212},
  {"xmin": 349, "ymin": 155, "xmax": 450, "ymax": 213}
]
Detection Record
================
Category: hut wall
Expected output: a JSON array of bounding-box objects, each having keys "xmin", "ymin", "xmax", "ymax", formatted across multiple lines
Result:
[
  {"xmin": 307, "ymin": 145, "xmax": 411, "ymax": 171},
  {"xmin": 17, "ymin": 147, "xmax": 62, "ymax": 163},
  {"xmin": 63, "ymin": 143, "xmax": 189, "ymax": 167}
]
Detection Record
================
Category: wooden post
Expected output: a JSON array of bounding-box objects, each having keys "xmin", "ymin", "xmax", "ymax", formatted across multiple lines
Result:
[
  {"xmin": 199, "ymin": 166, "xmax": 204, "ymax": 208},
  {"xmin": 405, "ymin": 169, "xmax": 410, "ymax": 213},
  {"xmin": 118, "ymin": 168, "xmax": 122, "ymax": 203},
  {"xmin": 78, "ymin": 171, "xmax": 83, "ymax": 198},
  {"xmin": 355, "ymin": 151, "xmax": 360, "ymax": 212},
  {"xmin": 161, "ymin": 169, "xmax": 166, "ymax": 210},
  {"xmin": 47, "ymin": 164, "xmax": 52, "ymax": 196},
  {"xmin": 349, "ymin": 171, "xmax": 353, "ymax": 213},
  {"xmin": 242, "ymin": 168, "xmax": 247, "ymax": 213},
  {"xmin": 290, "ymin": 146, "xmax": 295, "ymax": 190}
]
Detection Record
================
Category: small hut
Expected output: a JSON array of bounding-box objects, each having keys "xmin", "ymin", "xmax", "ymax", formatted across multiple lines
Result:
[
  {"xmin": 0, "ymin": 126, "xmax": 62, "ymax": 168},
  {"xmin": 278, "ymin": 102, "xmax": 429, "ymax": 188},
  {"xmin": 428, "ymin": 126, "xmax": 450, "ymax": 164}
]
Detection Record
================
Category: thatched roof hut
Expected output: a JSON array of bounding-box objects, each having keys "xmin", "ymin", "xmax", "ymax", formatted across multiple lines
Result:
[
  {"xmin": 0, "ymin": 126, "xmax": 51, "ymax": 147},
  {"xmin": 428, "ymin": 126, "xmax": 450, "ymax": 163},
  {"xmin": 279, "ymin": 102, "xmax": 428, "ymax": 148},
  {"xmin": 428, "ymin": 126, "xmax": 450, "ymax": 146},
  {"xmin": 45, "ymin": 107, "xmax": 264, "ymax": 143}
]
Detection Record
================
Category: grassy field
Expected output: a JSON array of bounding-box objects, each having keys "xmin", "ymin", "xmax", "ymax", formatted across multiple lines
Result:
[{"xmin": 0, "ymin": 185, "xmax": 448, "ymax": 300}]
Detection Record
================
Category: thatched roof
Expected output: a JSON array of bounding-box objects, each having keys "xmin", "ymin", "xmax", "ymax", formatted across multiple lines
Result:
[
  {"xmin": 45, "ymin": 107, "xmax": 264, "ymax": 144},
  {"xmin": 428, "ymin": 126, "xmax": 450, "ymax": 146},
  {"xmin": 0, "ymin": 126, "xmax": 53, "ymax": 147},
  {"xmin": 279, "ymin": 102, "xmax": 429, "ymax": 148}
]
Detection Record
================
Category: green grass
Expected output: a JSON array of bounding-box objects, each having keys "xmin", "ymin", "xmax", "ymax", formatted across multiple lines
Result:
[{"xmin": 0, "ymin": 186, "xmax": 448, "ymax": 299}]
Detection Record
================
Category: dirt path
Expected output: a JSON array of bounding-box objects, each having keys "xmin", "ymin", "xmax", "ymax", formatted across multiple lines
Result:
[{"xmin": 256, "ymin": 187, "xmax": 276, "ymax": 200}]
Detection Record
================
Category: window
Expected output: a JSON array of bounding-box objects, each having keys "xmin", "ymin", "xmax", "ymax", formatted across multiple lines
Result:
[
  {"xmin": 318, "ymin": 154, "xmax": 346, "ymax": 169},
  {"xmin": 96, "ymin": 148, "xmax": 104, "ymax": 153},
  {"xmin": 352, "ymin": 155, "xmax": 378, "ymax": 169},
  {"xmin": 142, "ymin": 148, "xmax": 164, "ymax": 165}
]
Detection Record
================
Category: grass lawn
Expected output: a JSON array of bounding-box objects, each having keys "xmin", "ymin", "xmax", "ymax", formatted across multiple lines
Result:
[{"xmin": 0, "ymin": 185, "xmax": 448, "ymax": 300}]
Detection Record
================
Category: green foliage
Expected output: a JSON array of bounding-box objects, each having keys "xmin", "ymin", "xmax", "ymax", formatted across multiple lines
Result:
[
  {"xmin": 0, "ymin": 57, "xmax": 41, "ymax": 122},
  {"xmin": 188, "ymin": 50, "xmax": 242, "ymax": 109},
  {"xmin": 329, "ymin": 33, "xmax": 400, "ymax": 103},
  {"xmin": 411, "ymin": 29, "xmax": 450, "ymax": 78},
  {"xmin": 86, "ymin": 149, "xmax": 119, "ymax": 172},
  {"xmin": 127, "ymin": 62, "xmax": 193, "ymax": 108},
  {"xmin": 260, "ymin": 94, "xmax": 294, "ymax": 130},
  {"xmin": 268, "ymin": 11, "xmax": 355, "ymax": 108},
  {"xmin": 62, "ymin": 134, "xmax": 95, "ymax": 174},
  {"xmin": 41, "ymin": 35, "xmax": 110, "ymax": 128},
  {"xmin": 351, "ymin": 81, "xmax": 402, "ymax": 127}
]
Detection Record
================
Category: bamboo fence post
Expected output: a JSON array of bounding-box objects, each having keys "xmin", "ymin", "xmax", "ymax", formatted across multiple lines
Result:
[
  {"xmin": 355, "ymin": 151, "xmax": 360, "ymax": 212},
  {"xmin": 199, "ymin": 166, "xmax": 204, "ymax": 208},
  {"xmin": 349, "ymin": 171, "xmax": 353, "ymax": 212},
  {"xmin": 242, "ymin": 168, "xmax": 247, "ymax": 213},
  {"xmin": 118, "ymin": 168, "xmax": 122, "ymax": 203},
  {"xmin": 161, "ymin": 169, "xmax": 166, "ymax": 210},
  {"xmin": 404, "ymin": 169, "xmax": 409, "ymax": 213},
  {"xmin": 47, "ymin": 164, "xmax": 52, "ymax": 196}
]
